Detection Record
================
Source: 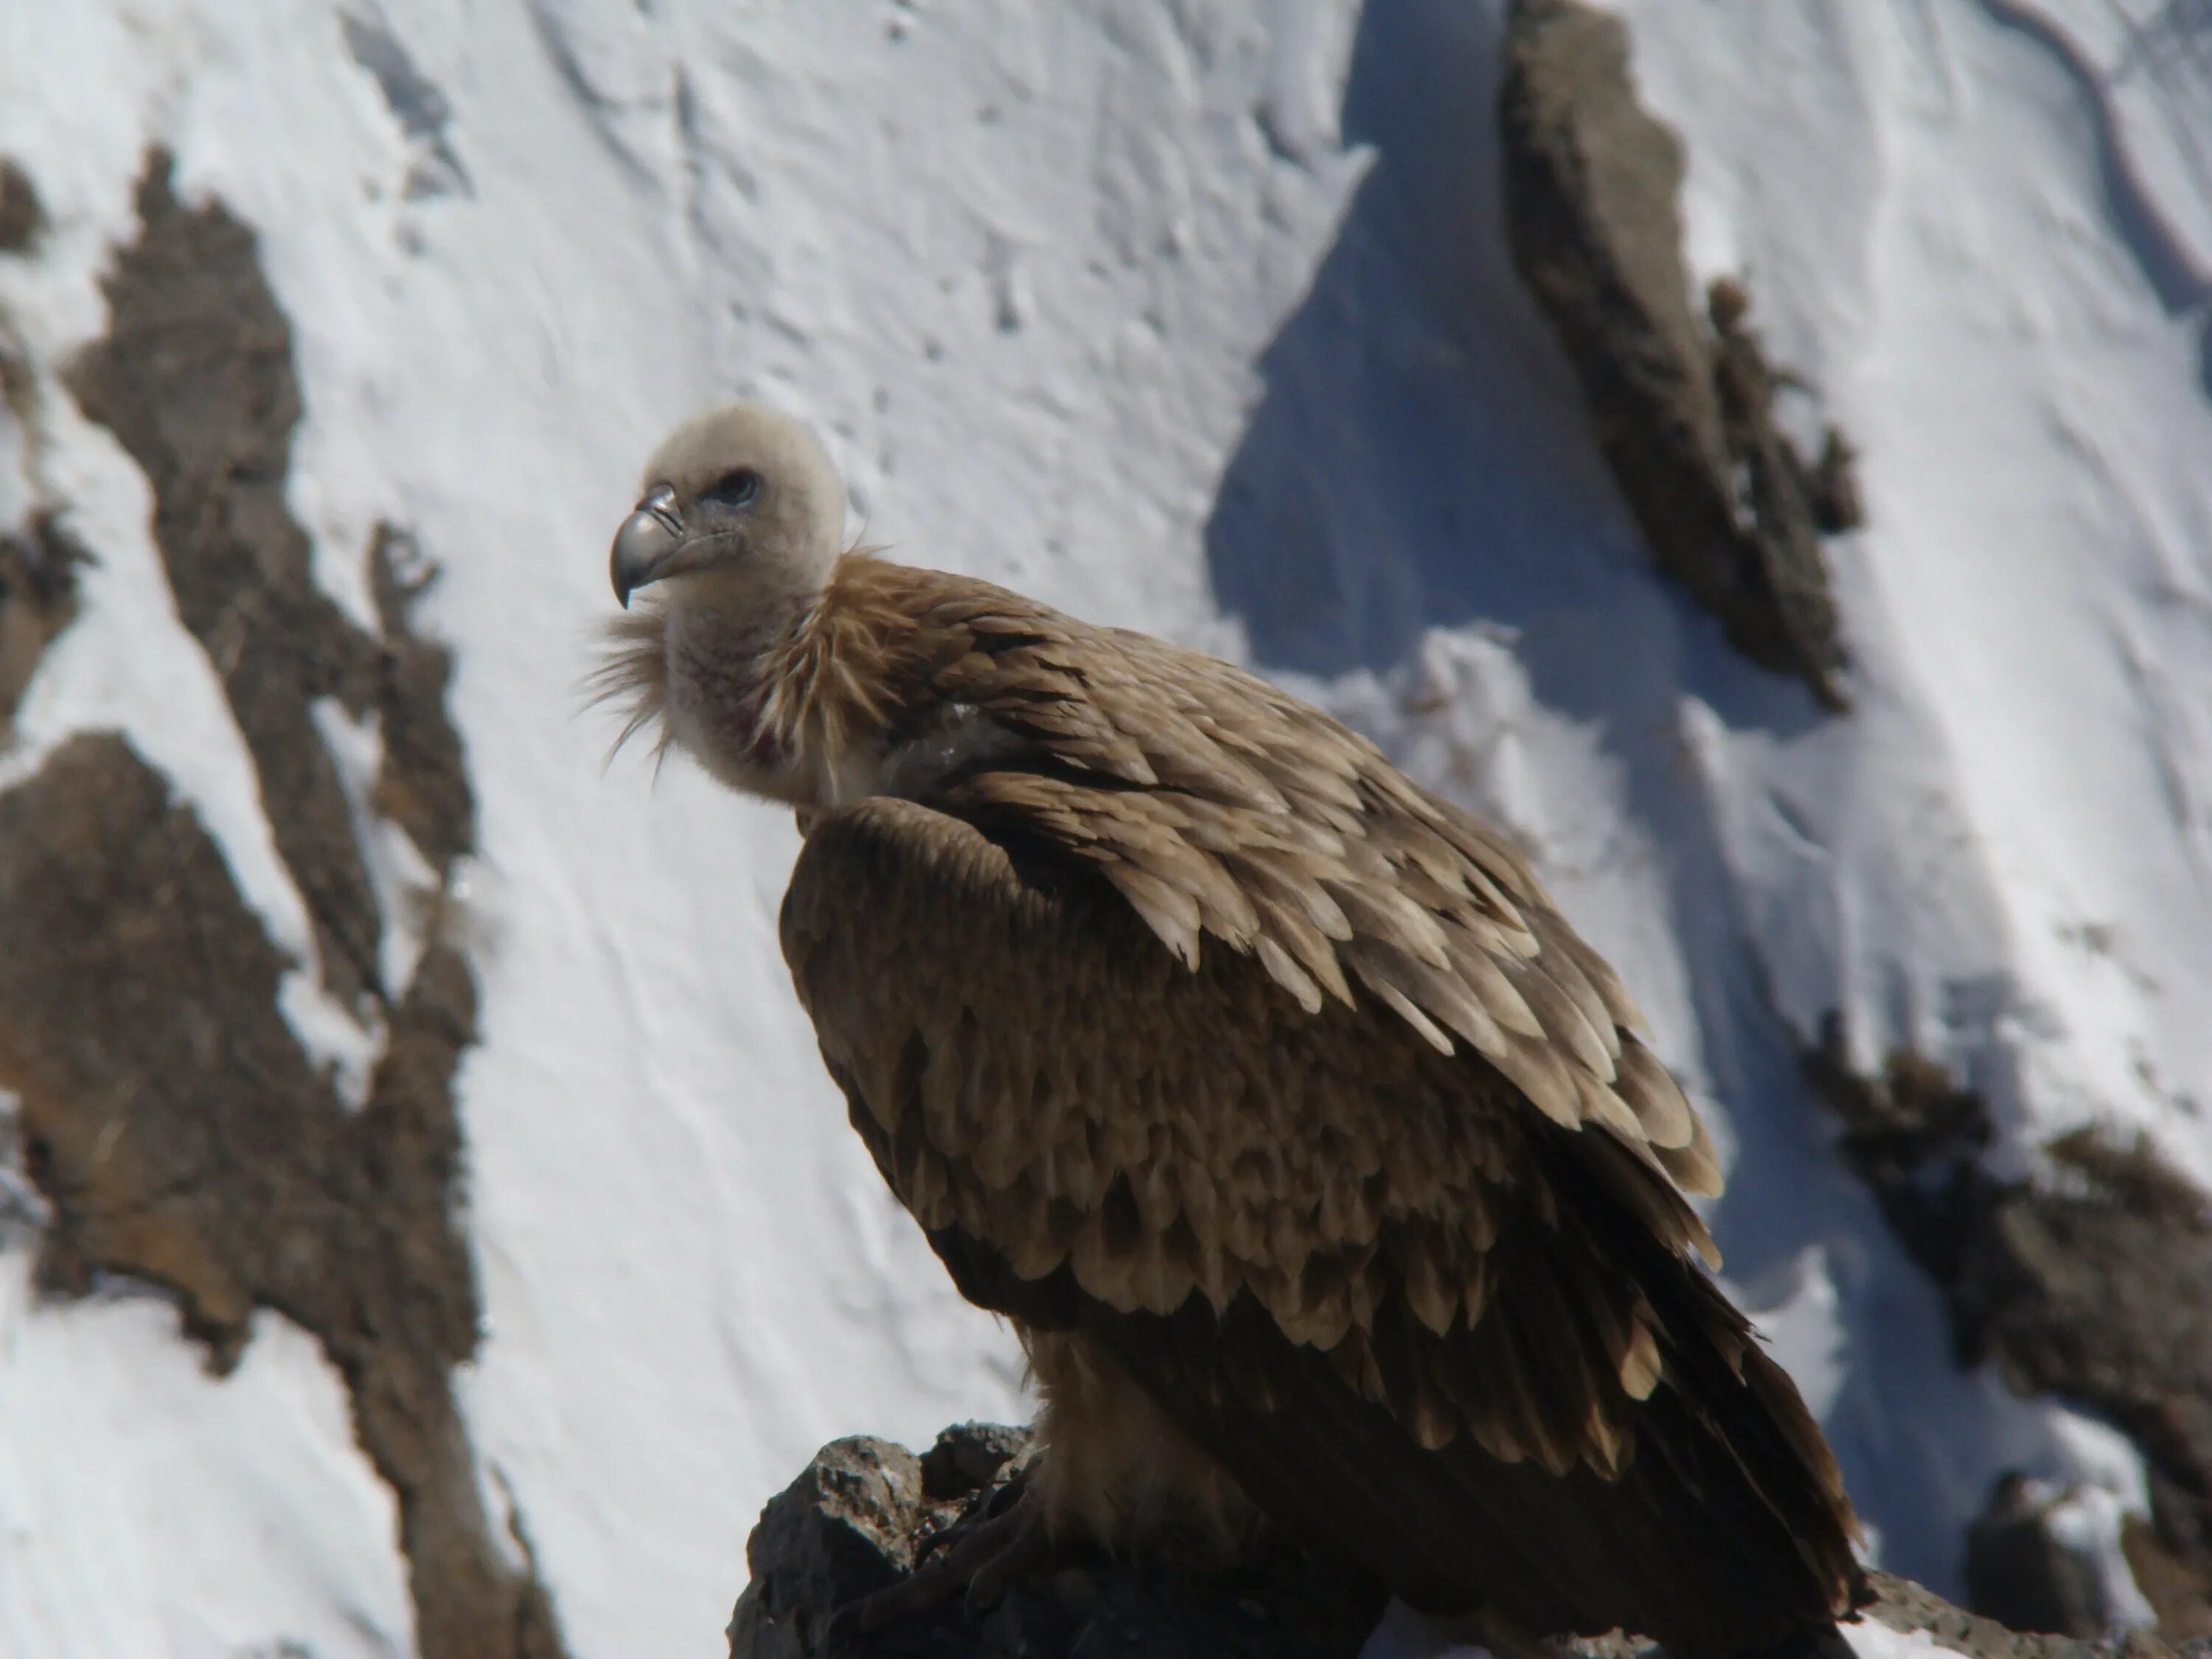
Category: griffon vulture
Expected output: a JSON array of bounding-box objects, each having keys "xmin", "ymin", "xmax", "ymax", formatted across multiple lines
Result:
[{"xmin": 597, "ymin": 403, "xmax": 1868, "ymax": 1655}]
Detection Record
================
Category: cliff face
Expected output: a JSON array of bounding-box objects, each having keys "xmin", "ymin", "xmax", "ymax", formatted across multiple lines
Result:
[
  {"xmin": 1495, "ymin": 0, "xmax": 2212, "ymax": 1640},
  {"xmin": 1, "ymin": 150, "xmax": 563, "ymax": 1659},
  {"xmin": 1498, "ymin": 0, "xmax": 1854, "ymax": 712}
]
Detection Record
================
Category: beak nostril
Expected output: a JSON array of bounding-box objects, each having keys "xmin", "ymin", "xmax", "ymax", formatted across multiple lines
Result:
[{"xmin": 640, "ymin": 483, "xmax": 684, "ymax": 537}]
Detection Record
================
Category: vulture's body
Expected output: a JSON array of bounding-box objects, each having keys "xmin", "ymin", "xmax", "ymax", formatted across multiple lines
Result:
[{"xmin": 599, "ymin": 405, "xmax": 1868, "ymax": 1656}]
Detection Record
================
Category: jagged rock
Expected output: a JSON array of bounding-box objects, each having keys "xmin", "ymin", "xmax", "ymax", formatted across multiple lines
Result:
[
  {"xmin": 69, "ymin": 147, "xmax": 390, "ymax": 1009},
  {"xmin": 1, "ymin": 146, "xmax": 567, "ymax": 1659},
  {"xmin": 1708, "ymin": 276, "xmax": 1866, "ymax": 545},
  {"xmin": 920, "ymin": 1422, "xmax": 1032, "ymax": 1503},
  {"xmin": 1962, "ymin": 1133, "xmax": 2212, "ymax": 1638},
  {"xmin": 729, "ymin": 1425, "xmax": 1384, "ymax": 1658},
  {"xmin": 1966, "ymin": 1475, "xmax": 2112, "ymax": 1638},
  {"xmin": 1498, "ymin": 0, "xmax": 1852, "ymax": 710},
  {"xmin": 0, "ymin": 159, "xmax": 42, "ymax": 255},
  {"xmin": 729, "ymin": 1437, "xmax": 935, "ymax": 1659},
  {"xmin": 1804, "ymin": 1012, "xmax": 1994, "ymax": 1285},
  {"xmin": 0, "ymin": 510, "xmax": 85, "ymax": 746},
  {"xmin": 1865, "ymin": 1568, "xmax": 2212, "ymax": 1659},
  {"xmin": 1806, "ymin": 1018, "xmax": 2212, "ymax": 1639}
]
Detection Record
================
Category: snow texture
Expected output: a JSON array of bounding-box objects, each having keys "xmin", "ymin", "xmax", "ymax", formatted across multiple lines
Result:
[{"xmin": 0, "ymin": 0, "xmax": 2208, "ymax": 1654}]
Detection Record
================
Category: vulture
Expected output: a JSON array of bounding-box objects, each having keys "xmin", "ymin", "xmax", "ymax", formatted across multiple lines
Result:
[{"xmin": 597, "ymin": 403, "xmax": 1868, "ymax": 1656}]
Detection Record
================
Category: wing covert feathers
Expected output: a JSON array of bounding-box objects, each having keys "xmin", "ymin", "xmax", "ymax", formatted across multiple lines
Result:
[
  {"xmin": 782, "ymin": 799, "xmax": 1864, "ymax": 1649},
  {"xmin": 773, "ymin": 560, "xmax": 1860, "ymax": 1649},
  {"xmin": 802, "ymin": 558, "xmax": 1717, "ymax": 1193}
]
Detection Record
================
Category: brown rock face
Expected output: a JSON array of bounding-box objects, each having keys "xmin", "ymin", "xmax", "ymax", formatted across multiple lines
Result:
[
  {"xmin": 1498, "ymin": 0, "xmax": 1854, "ymax": 710},
  {"xmin": 1966, "ymin": 1474, "xmax": 2114, "ymax": 1638},
  {"xmin": 0, "ymin": 737, "xmax": 559, "ymax": 1659},
  {"xmin": 68, "ymin": 150, "xmax": 392, "ymax": 1011},
  {"xmin": 0, "ymin": 146, "xmax": 568, "ymax": 1659},
  {"xmin": 728, "ymin": 1425, "xmax": 1385, "ymax": 1659},
  {"xmin": 1807, "ymin": 1015, "xmax": 2212, "ymax": 1639},
  {"xmin": 0, "ymin": 158, "xmax": 43, "ymax": 255},
  {"xmin": 0, "ymin": 510, "xmax": 84, "ymax": 747}
]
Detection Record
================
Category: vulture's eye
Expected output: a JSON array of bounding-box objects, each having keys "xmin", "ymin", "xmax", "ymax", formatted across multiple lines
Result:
[{"xmin": 700, "ymin": 468, "xmax": 762, "ymax": 509}]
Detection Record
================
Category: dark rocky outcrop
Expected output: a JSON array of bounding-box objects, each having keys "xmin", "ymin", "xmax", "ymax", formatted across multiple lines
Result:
[
  {"xmin": 1807, "ymin": 1018, "xmax": 2212, "ymax": 1638},
  {"xmin": 0, "ymin": 176, "xmax": 80, "ymax": 748},
  {"xmin": 1498, "ymin": 0, "xmax": 1855, "ymax": 710},
  {"xmin": 1966, "ymin": 1474, "xmax": 2113, "ymax": 1638},
  {"xmin": 0, "ymin": 509, "xmax": 86, "ymax": 745},
  {"xmin": 1805, "ymin": 1016, "xmax": 1995, "ymax": 1290},
  {"xmin": 0, "ymin": 736, "xmax": 559, "ymax": 1659},
  {"xmin": 0, "ymin": 147, "xmax": 568, "ymax": 1659},
  {"xmin": 733, "ymin": 1425, "xmax": 2212, "ymax": 1659},
  {"xmin": 67, "ymin": 150, "xmax": 394, "ymax": 1010},
  {"xmin": 0, "ymin": 159, "xmax": 43, "ymax": 255},
  {"xmin": 1862, "ymin": 1569, "xmax": 2199, "ymax": 1659},
  {"xmin": 729, "ymin": 1426, "xmax": 1383, "ymax": 1659}
]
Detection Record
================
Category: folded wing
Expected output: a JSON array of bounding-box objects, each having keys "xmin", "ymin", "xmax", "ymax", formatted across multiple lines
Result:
[{"xmin": 779, "ymin": 796, "xmax": 1865, "ymax": 1655}]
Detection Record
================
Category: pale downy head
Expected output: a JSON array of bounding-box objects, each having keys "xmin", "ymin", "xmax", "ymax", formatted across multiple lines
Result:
[
  {"xmin": 608, "ymin": 401, "xmax": 847, "ymax": 616},
  {"xmin": 596, "ymin": 402, "xmax": 856, "ymax": 802}
]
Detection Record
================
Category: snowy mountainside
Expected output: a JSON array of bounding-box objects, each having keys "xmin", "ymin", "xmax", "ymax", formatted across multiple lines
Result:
[{"xmin": 0, "ymin": 1, "xmax": 2208, "ymax": 1656}]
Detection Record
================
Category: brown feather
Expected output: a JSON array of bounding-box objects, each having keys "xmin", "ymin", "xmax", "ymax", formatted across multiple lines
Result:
[
  {"xmin": 620, "ymin": 509, "xmax": 1861, "ymax": 1652},
  {"xmin": 780, "ymin": 799, "xmax": 1865, "ymax": 1652}
]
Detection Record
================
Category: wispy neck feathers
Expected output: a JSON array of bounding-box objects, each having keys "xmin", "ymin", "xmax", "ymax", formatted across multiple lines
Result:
[{"xmin": 591, "ymin": 552, "xmax": 1006, "ymax": 806}]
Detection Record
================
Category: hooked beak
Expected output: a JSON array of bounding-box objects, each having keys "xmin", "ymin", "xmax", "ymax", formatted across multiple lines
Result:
[{"xmin": 610, "ymin": 484, "xmax": 687, "ymax": 608}]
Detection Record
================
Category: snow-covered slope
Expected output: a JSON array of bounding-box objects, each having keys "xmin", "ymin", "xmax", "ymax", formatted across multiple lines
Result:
[{"xmin": 0, "ymin": 1, "xmax": 2208, "ymax": 1654}]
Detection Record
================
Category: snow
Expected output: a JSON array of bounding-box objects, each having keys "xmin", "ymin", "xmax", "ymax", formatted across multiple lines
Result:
[
  {"xmin": 1845, "ymin": 1622, "xmax": 1967, "ymax": 1659},
  {"xmin": 1, "ymin": 0, "xmax": 2209, "ymax": 1653},
  {"xmin": 0, "ymin": 1267, "xmax": 412, "ymax": 1659}
]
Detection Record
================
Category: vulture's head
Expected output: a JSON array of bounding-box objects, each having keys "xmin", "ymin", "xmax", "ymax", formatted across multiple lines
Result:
[{"xmin": 609, "ymin": 401, "xmax": 846, "ymax": 614}]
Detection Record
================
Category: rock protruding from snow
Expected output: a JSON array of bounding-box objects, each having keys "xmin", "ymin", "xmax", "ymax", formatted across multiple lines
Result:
[
  {"xmin": 1859, "ymin": 1570, "xmax": 2211, "ymax": 1659},
  {"xmin": 1966, "ymin": 1474, "xmax": 2113, "ymax": 1640},
  {"xmin": 1806, "ymin": 1021, "xmax": 2212, "ymax": 1638},
  {"xmin": 0, "ymin": 732, "xmax": 566, "ymax": 1659},
  {"xmin": 0, "ymin": 159, "xmax": 41, "ymax": 256},
  {"xmin": 1497, "ymin": 0, "xmax": 1851, "ymax": 710},
  {"xmin": 728, "ymin": 1425, "xmax": 1384, "ymax": 1659},
  {"xmin": 0, "ymin": 511, "xmax": 83, "ymax": 748},
  {"xmin": 0, "ymin": 145, "xmax": 566, "ymax": 1659}
]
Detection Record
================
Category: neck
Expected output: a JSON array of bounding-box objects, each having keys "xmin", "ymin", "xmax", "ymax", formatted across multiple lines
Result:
[
  {"xmin": 613, "ymin": 552, "xmax": 1018, "ymax": 813},
  {"xmin": 661, "ymin": 580, "xmax": 823, "ymax": 803}
]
